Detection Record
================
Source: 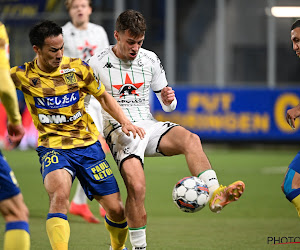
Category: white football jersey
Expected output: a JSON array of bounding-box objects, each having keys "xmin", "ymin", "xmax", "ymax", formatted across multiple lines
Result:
[
  {"xmin": 88, "ymin": 46, "xmax": 168, "ymax": 128},
  {"xmin": 62, "ymin": 21, "xmax": 109, "ymax": 61},
  {"xmin": 62, "ymin": 21, "xmax": 109, "ymax": 133}
]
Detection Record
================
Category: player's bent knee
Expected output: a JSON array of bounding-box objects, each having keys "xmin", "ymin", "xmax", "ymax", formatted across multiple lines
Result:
[
  {"xmin": 184, "ymin": 133, "xmax": 202, "ymax": 152},
  {"xmin": 105, "ymin": 203, "xmax": 125, "ymax": 221},
  {"xmin": 49, "ymin": 192, "xmax": 70, "ymax": 211}
]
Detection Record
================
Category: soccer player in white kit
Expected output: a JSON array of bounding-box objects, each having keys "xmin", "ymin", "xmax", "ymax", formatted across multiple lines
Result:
[
  {"xmin": 88, "ymin": 9, "xmax": 246, "ymax": 250},
  {"xmin": 62, "ymin": 0, "xmax": 109, "ymax": 224}
]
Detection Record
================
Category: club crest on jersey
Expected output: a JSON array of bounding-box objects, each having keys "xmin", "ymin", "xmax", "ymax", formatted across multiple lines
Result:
[
  {"xmin": 137, "ymin": 59, "xmax": 144, "ymax": 67},
  {"xmin": 63, "ymin": 72, "xmax": 77, "ymax": 85},
  {"xmin": 78, "ymin": 40, "xmax": 97, "ymax": 60},
  {"xmin": 112, "ymin": 73, "xmax": 144, "ymax": 98}
]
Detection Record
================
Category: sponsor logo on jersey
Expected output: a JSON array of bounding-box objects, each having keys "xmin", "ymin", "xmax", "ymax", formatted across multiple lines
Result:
[
  {"xmin": 139, "ymin": 51, "xmax": 155, "ymax": 64},
  {"xmin": 38, "ymin": 111, "xmax": 82, "ymax": 124},
  {"xmin": 60, "ymin": 68, "xmax": 76, "ymax": 74},
  {"xmin": 97, "ymin": 49, "xmax": 109, "ymax": 60},
  {"xmin": 31, "ymin": 78, "xmax": 39, "ymax": 86},
  {"xmin": 117, "ymin": 98, "xmax": 146, "ymax": 105},
  {"xmin": 63, "ymin": 72, "xmax": 77, "ymax": 85},
  {"xmin": 34, "ymin": 91, "xmax": 79, "ymax": 109},
  {"xmin": 113, "ymin": 73, "xmax": 144, "ymax": 98},
  {"xmin": 103, "ymin": 62, "xmax": 114, "ymax": 68}
]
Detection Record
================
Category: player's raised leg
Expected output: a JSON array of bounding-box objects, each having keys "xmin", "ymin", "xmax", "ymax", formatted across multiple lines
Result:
[
  {"xmin": 281, "ymin": 152, "xmax": 300, "ymax": 217},
  {"xmin": 95, "ymin": 193, "xmax": 128, "ymax": 250},
  {"xmin": 158, "ymin": 125, "xmax": 245, "ymax": 213}
]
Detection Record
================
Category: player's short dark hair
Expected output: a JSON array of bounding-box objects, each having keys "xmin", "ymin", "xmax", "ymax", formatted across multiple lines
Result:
[
  {"xmin": 29, "ymin": 20, "xmax": 62, "ymax": 48},
  {"xmin": 291, "ymin": 19, "xmax": 300, "ymax": 31},
  {"xmin": 116, "ymin": 9, "xmax": 146, "ymax": 37}
]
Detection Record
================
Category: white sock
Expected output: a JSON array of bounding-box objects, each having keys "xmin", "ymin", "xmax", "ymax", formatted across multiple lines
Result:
[
  {"xmin": 198, "ymin": 170, "xmax": 220, "ymax": 199},
  {"xmin": 72, "ymin": 182, "xmax": 87, "ymax": 204},
  {"xmin": 129, "ymin": 228, "xmax": 147, "ymax": 250}
]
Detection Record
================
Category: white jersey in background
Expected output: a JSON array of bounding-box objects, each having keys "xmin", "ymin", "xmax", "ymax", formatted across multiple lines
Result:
[
  {"xmin": 88, "ymin": 46, "xmax": 169, "ymax": 130},
  {"xmin": 62, "ymin": 21, "xmax": 109, "ymax": 60},
  {"xmin": 62, "ymin": 21, "xmax": 109, "ymax": 133}
]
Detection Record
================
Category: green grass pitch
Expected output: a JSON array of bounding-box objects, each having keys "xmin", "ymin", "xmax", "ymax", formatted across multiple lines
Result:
[{"xmin": 0, "ymin": 146, "xmax": 299, "ymax": 249}]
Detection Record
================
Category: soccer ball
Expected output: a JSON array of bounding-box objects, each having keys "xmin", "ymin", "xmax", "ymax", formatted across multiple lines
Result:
[{"xmin": 172, "ymin": 176, "xmax": 209, "ymax": 213}]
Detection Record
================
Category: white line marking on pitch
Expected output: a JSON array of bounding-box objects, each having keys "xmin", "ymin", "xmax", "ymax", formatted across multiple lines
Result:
[{"xmin": 261, "ymin": 166, "xmax": 287, "ymax": 174}]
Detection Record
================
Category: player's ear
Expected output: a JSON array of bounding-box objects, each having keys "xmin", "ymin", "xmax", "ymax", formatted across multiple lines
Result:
[
  {"xmin": 87, "ymin": 5, "xmax": 92, "ymax": 15},
  {"xmin": 32, "ymin": 45, "xmax": 40, "ymax": 54},
  {"xmin": 114, "ymin": 30, "xmax": 120, "ymax": 41}
]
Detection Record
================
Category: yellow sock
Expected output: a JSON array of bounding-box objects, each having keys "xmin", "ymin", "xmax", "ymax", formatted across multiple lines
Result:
[
  {"xmin": 4, "ymin": 221, "xmax": 30, "ymax": 250},
  {"xmin": 105, "ymin": 216, "xmax": 128, "ymax": 250},
  {"xmin": 46, "ymin": 213, "xmax": 70, "ymax": 250},
  {"xmin": 292, "ymin": 195, "xmax": 300, "ymax": 217}
]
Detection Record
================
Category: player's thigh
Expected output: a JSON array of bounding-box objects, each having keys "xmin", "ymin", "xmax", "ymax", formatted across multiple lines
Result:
[
  {"xmin": 121, "ymin": 157, "xmax": 145, "ymax": 192},
  {"xmin": 158, "ymin": 125, "xmax": 196, "ymax": 155},
  {"xmin": 292, "ymin": 171, "xmax": 300, "ymax": 189},
  {"xmin": 0, "ymin": 193, "xmax": 28, "ymax": 222},
  {"xmin": 44, "ymin": 169, "xmax": 72, "ymax": 200}
]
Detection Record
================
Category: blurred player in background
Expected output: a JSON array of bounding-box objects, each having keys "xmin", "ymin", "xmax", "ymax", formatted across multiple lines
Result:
[
  {"xmin": 0, "ymin": 21, "xmax": 30, "ymax": 250},
  {"xmin": 62, "ymin": 0, "xmax": 109, "ymax": 224},
  {"xmin": 11, "ymin": 20, "xmax": 145, "ymax": 250},
  {"xmin": 282, "ymin": 19, "xmax": 300, "ymax": 218},
  {"xmin": 88, "ymin": 9, "xmax": 245, "ymax": 250}
]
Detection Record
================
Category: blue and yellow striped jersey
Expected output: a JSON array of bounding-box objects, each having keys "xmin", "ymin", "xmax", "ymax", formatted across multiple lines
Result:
[
  {"xmin": 10, "ymin": 57, "xmax": 105, "ymax": 149},
  {"xmin": 0, "ymin": 22, "xmax": 9, "ymax": 70}
]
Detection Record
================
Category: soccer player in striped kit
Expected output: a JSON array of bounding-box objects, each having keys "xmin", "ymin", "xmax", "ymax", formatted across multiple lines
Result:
[
  {"xmin": 88, "ymin": 9, "xmax": 245, "ymax": 250},
  {"xmin": 62, "ymin": 0, "xmax": 109, "ymax": 224},
  {"xmin": 11, "ymin": 20, "xmax": 145, "ymax": 250}
]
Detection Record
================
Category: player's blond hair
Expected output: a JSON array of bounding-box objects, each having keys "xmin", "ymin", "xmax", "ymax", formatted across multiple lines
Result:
[{"xmin": 65, "ymin": 0, "xmax": 92, "ymax": 11}]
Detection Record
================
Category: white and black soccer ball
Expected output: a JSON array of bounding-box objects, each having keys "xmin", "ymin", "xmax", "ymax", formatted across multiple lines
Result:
[{"xmin": 172, "ymin": 176, "xmax": 209, "ymax": 213}]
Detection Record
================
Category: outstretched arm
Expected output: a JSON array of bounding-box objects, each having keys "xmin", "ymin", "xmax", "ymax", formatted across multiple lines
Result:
[
  {"xmin": 286, "ymin": 104, "xmax": 300, "ymax": 129},
  {"xmin": 96, "ymin": 91, "xmax": 145, "ymax": 139}
]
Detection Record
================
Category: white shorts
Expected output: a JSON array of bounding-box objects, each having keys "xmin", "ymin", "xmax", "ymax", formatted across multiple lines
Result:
[{"xmin": 104, "ymin": 120, "xmax": 178, "ymax": 169}]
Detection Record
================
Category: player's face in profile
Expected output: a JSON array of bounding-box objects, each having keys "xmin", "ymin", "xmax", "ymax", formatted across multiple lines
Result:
[
  {"xmin": 36, "ymin": 35, "xmax": 64, "ymax": 72},
  {"xmin": 114, "ymin": 29, "xmax": 144, "ymax": 61},
  {"xmin": 69, "ymin": 0, "xmax": 92, "ymax": 27},
  {"xmin": 291, "ymin": 27, "xmax": 300, "ymax": 58}
]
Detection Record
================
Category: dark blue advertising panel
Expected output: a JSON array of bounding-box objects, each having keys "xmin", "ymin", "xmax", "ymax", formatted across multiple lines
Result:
[
  {"xmin": 1, "ymin": 0, "xmax": 59, "ymax": 23},
  {"xmin": 152, "ymin": 87, "xmax": 300, "ymax": 141}
]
